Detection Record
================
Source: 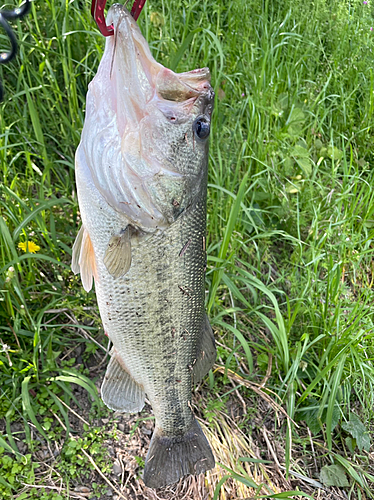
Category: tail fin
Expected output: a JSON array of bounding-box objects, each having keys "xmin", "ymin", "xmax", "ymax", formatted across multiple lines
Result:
[{"xmin": 143, "ymin": 418, "xmax": 215, "ymax": 488}]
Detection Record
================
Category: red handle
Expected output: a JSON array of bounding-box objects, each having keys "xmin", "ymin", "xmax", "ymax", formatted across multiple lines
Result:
[
  {"xmin": 131, "ymin": 0, "xmax": 147, "ymax": 21},
  {"xmin": 91, "ymin": 0, "xmax": 147, "ymax": 37}
]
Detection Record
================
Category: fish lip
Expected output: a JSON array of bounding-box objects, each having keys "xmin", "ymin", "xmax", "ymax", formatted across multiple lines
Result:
[
  {"xmin": 107, "ymin": 4, "xmax": 213, "ymax": 111},
  {"xmin": 107, "ymin": 3, "xmax": 138, "ymax": 31},
  {"xmin": 79, "ymin": 4, "xmax": 215, "ymax": 231}
]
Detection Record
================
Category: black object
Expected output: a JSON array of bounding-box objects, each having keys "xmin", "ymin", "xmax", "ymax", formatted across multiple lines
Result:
[
  {"xmin": 0, "ymin": 0, "xmax": 31, "ymax": 101},
  {"xmin": 193, "ymin": 115, "xmax": 211, "ymax": 141}
]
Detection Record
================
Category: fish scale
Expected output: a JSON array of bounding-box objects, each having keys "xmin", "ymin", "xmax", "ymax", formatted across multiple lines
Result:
[
  {"xmin": 73, "ymin": 3, "xmax": 215, "ymax": 488},
  {"xmin": 100, "ymin": 195, "xmax": 206, "ymax": 433}
]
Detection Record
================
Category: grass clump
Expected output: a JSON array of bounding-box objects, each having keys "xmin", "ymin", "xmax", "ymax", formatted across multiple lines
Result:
[
  {"xmin": 0, "ymin": 448, "xmax": 36, "ymax": 499},
  {"xmin": 1, "ymin": 0, "xmax": 374, "ymax": 498},
  {"xmin": 57, "ymin": 426, "xmax": 115, "ymax": 481}
]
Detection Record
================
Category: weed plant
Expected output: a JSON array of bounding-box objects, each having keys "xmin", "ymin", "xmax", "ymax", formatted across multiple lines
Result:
[{"xmin": 1, "ymin": 0, "xmax": 374, "ymax": 497}]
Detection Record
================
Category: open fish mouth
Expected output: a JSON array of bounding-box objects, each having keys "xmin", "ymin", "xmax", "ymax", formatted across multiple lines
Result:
[
  {"xmin": 107, "ymin": 4, "xmax": 214, "ymax": 127},
  {"xmin": 78, "ymin": 4, "xmax": 214, "ymax": 230}
]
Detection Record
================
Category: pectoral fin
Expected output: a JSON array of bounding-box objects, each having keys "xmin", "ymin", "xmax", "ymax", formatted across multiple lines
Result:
[
  {"xmin": 71, "ymin": 225, "xmax": 97, "ymax": 292},
  {"xmin": 193, "ymin": 314, "xmax": 216, "ymax": 384},
  {"xmin": 101, "ymin": 351, "xmax": 145, "ymax": 413},
  {"xmin": 71, "ymin": 225, "xmax": 84, "ymax": 275},
  {"xmin": 103, "ymin": 227, "xmax": 131, "ymax": 278}
]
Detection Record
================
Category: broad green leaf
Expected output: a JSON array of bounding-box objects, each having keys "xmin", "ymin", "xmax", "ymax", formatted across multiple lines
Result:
[
  {"xmin": 296, "ymin": 157, "xmax": 312, "ymax": 177},
  {"xmin": 257, "ymin": 353, "xmax": 269, "ymax": 370},
  {"xmin": 342, "ymin": 414, "xmax": 371, "ymax": 452},
  {"xmin": 277, "ymin": 92, "xmax": 289, "ymax": 110},
  {"xmin": 326, "ymin": 404, "xmax": 340, "ymax": 434},
  {"xmin": 292, "ymin": 145, "xmax": 309, "ymax": 157},
  {"xmin": 320, "ymin": 464, "xmax": 349, "ymax": 487},
  {"xmin": 297, "ymin": 399, "xmax": 340, "ymax": 435},
  {"xmin": 272, "ymin": 92, "xmax": 288, "ymax": 116},
  {"xmin": 288, "ymin": 107, "xmax": 305, "ymax": 124},
  {"xmin": 345, "ymin": 437, "xmax": 355, "ymax": 454},
  {"xmin": 320, "ymin": 146, "xmax": 344, "ymax": 161},
  {"xmin": 327, "ymin": 146, "xmax": 343, "ymax": 161},
  {"xmin": 296, "ymin": 400, "xmax": 321, "ymax": 434}
]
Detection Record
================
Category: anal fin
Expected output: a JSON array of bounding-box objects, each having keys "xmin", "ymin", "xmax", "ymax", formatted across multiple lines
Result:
[
  {"xmin": 101, "ymin": 351, "xmax": 145, "ymax": 413},
  {"xmin": 103, "ymin": 226, "xmax": 131, "ymax": 278},
  {"xmin": 193, "ymin": 314, "xmax": 216, "ymax": 384}
]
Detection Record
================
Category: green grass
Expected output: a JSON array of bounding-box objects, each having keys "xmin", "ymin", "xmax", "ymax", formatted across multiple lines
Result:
[{"xmin": 1, "ymin": 0, "xmax": 374, "ymax": 497}]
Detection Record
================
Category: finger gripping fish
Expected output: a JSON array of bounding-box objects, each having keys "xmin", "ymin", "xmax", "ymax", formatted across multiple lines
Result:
[{"xmin": 72, "ymin": 4, "xmax": 216, "ymax": 488}]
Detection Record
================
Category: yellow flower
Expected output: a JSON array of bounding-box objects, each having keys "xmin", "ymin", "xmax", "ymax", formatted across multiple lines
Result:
[{"xmin": 18, "ymin": 241, "xmax": 41, "ymax": 253}]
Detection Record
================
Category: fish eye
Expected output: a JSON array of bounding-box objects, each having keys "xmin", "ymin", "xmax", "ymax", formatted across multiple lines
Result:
[{"xmin": 192, "ymin": 116, "xmax": 210, "ymax": 140}]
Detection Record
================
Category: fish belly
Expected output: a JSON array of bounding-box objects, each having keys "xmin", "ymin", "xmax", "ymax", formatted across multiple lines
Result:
[
  {"xmin": 76, "ymin": 151, "xmax": 206, "ymax": 434},
  {"xmin": 76, "ymin": 148, "xmax": 215, "ymax": 487}
]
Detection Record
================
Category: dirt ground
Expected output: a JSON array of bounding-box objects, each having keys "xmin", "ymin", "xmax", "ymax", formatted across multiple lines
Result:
[
  {"xmin": 15, "ymin": 378, "xmax": 355, "ymax": 500},
  {"xmin": 6, "ymin": 345, "xmax": 368, "ymax": 500}
]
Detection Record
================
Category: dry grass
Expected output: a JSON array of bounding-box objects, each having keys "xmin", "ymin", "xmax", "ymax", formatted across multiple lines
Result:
[{"xmin": 14, "ymin": 374, "xmax": 366, "ymax": 500}]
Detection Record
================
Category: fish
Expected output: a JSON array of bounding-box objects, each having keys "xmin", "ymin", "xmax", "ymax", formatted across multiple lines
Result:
[{"xmin": 72, "ymin": 3, "xmax": 216, "ymax": 489}]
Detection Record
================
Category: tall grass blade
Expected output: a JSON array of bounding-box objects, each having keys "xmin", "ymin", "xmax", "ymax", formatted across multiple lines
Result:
[
  {"xmin": 326, "ymin": 353, "xmax": 346, "ymax": 450},
  {"xmin": 208, "ymin": 171, "xmax": 249, "ymax": 313},
  {"xmin": 21, "ymin": 376, "xmax": 48, "ymax": 441}
]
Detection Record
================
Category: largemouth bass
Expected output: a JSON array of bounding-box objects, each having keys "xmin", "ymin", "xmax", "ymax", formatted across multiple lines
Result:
[{"xmin": 72, "ymin": 3, "xmax": 215, "ymax": 488}]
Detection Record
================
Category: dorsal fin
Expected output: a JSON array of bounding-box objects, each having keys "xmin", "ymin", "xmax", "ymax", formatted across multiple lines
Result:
[
  {"xmin": 193, "ymin": 314, "xmax": 216, "ymax": 384},
  {"xmin": 71, "ymin": 225, "xmax": 97, "ymax": 292}
]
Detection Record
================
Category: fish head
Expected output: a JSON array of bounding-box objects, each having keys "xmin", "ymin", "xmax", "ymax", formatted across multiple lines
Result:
[{"xmin": 79, "ymin": 4, "xmax": 214, "ymax": 229}]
